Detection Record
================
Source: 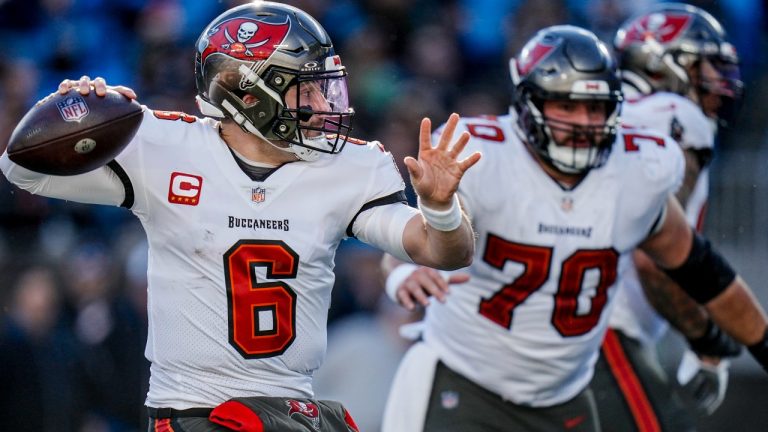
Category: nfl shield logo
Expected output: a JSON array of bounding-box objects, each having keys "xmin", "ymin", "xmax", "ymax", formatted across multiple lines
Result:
[
  {"xmin": 252, "ymin": 187, "xmax": 266, "ymax": 203},
  {"xmin": 57, "ymin": 96, "xmax": 90, "ymax": 122},
  {"xmin": 440, "ymin": 390, "xmax": 459, "ymax": 410},
  {"xmin": 561, "ymin": 197, "xmax": 574, "ymax": 212}
]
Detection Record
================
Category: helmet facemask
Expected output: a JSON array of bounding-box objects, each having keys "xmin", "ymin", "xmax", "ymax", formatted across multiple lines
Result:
[
  {"xmin": 518, "ymin": 92, "xmax": 620, "ymax": 174},
  {"xmin": 687, "ymin": 56, "xmax": 744, "ymax": 128},
  {"xmin": 273, "ymin": 62, "xmax": 353, "ymax": 156}
]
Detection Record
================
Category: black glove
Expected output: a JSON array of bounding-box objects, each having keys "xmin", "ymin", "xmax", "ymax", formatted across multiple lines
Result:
[
  {"xmin": 687, "ymin": 320, "xmax": 742, "ymax": 358},
  {"xmin": 748, "ymin": 327, "xmax": 768, "ymax": 374}
]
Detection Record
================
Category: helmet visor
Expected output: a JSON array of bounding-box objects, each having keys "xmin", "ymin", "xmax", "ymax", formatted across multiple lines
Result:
[
  {"xmin": 698, "ymin": 58, "xmax": 743, "ymax": 126},
  {"xmin": 701, "ymin": 59, "xmax": 743, "ymax": 98},
  {"xmin": 281, "ymin": 70, "xmax": 353, "ymax": 152}
]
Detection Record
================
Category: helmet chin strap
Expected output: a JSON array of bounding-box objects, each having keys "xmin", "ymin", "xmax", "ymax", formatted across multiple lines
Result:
[
  {"xmin": 283, "ymin": 138, "xmax": 321, "ymax": 162},
  {"xmin": 196, "ymin": 95, "xmax": 226, "ymax": 118},
  {"xmin": 620, "ymin": 70, "xmax": 654, "ymax": 96},
  {"xmin": 197, "ymin": 96, "xmax": 321, "ymax": 162}
]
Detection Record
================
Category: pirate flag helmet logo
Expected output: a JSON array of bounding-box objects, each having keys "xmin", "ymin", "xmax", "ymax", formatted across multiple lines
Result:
[{"xmin": 199, "ymin": 17, "xmax": 290, "ymax": 64}]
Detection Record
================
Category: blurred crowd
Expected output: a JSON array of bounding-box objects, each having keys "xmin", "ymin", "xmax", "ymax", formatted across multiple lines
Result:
[{"xmin": 0, "ymin": 0, "xmax": 766, "ymax": 431}]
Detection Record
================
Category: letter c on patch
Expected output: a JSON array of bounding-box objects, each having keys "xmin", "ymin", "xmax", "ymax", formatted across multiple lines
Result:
[{"xmin": 168, "ymin": 172, "xmax": 203, "ymax": 206}]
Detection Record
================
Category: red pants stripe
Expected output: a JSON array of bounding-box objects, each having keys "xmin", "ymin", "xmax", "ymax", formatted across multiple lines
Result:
[{"xmin": 601, "ymin": 329, "xmax": 661, "ymax": 432}]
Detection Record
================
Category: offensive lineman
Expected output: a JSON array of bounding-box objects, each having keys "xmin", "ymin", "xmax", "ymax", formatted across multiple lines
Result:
[
  {"xmin": 0, "ymin": 2, "xmax": 480, "ymax": 431},
  {"xmin": 591, "ymin": 4, "xmax": 747, "ymax": 431},
  {"xmin": 381, "ymin": 25, "xmax": 768, "ymax": 432}
]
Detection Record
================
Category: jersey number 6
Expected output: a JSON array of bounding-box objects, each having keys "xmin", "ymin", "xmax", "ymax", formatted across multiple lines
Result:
[
  {"xmin": 479, "ymin": 234, "xmax": 618, "ymax": 337},
  {"xmin": 224, "ymin": 240, "xmax": 299, "ymax": 359}
]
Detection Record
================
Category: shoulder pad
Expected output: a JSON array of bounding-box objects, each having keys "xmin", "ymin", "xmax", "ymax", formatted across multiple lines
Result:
[
  {"xmin": 617, "ymin": 128, "xmax": 684, "ymax": 194},
  {"xmin": 622, "ymin": 93, "xmax": 714, "ymax": 150}
]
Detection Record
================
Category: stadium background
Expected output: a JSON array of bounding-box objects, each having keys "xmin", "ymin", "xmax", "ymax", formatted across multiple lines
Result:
[{"xmin": 0, "ymin": 0, "xmax": 765, "ymax": 430}]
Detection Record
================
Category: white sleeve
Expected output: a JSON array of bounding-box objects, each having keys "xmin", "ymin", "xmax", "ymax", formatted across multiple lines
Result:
[
  {"xmin": 352, "ymin": 202, "xmax": 419, "ymax": 262},
  {"xmin": 677, "ymin": 99, "xmax": 715, "ymax": 151},
  {"xmin": 0, "ymin": 151, "xmax": 126, "ymax": 206}
]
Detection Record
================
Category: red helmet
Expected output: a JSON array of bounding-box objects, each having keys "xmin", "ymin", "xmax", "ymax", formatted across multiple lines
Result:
[{"xmin": 194, "ymin": 2, "xmax": 353, "ymax": 160}]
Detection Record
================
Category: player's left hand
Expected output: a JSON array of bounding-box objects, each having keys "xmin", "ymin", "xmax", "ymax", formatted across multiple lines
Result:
[
  {"xmin": 405, "ymin": 113, "xmax": 481, "ymax": 210},
  {"xmin": 387, "ymin": 264, "xmax": 470, "ymax": 311},
  {"xmin": 676, "ymin": 349, "xmax": 729, "ymax": 416}
]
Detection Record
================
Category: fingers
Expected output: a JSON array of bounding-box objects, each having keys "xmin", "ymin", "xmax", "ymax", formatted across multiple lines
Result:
[
  {"xmin": 458, "ymin": 151, "xmax": 482, "ymax": 173},
  {"xmin": 404, "ymin": 156, "xmax": 422, "ymax": 182},
  {"xmin": 58, "ymin": 79, "xmax": 72, "ymax": 95},
  {"xmin": 418, "ymin": 117, "xmax": 432, "ymax": 153},
  {"xmin": 111, "ymin": 85, "xmax": 138, "ymax": 100},
  {"xmin": 56, "ymin": 76, "xmax": 93, "ymax": 96},
  {"xmin": 396, "ymin": 267, "xmax": 461, "ymax": 311},
  {"xmin": 57, "ymin": 78, "xmax": 90, "ymax": 95},
  {"xmin": 448, "ymin": 273, "xmax": 471, "ymax": 284},
  {"xmin": 78, "ymin": 75, "xmax": 91, "ymax": 95},
  {"xmin": 396, "ymin": 279, "xmax": 430, "ymax": 311},
  {"xmin": 55, "ymin": 76, "xmax": 137, "ymax": 99},
  {"xmin": 437, "ymin": 113, "xmax": 460, "ymax": 151},
  {"xmin": 418, "ymin": 113, "xmax": 469, "ymax": 159},
  {"xmin": 447, "ymin": 131, "xmax": 470, "ymax": 159},
  {"xmin": 93, "ymin": 77, "xmax": 108, "ymax": 96}
]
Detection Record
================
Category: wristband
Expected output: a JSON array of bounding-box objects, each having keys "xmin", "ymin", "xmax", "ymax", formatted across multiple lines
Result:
[
  {"xmin": 687, "ymin": 319, "xmax": 742, "ymax": 358},
  {"xmin": 748, "ymin": 326, "xmax": 768, "ymax": 373},
  {"xmin": 418, "ymin": 195, "xmax": 462, "ymax": 232},
  {"xmin": 385, "ymin": 263, "xmax": 419, "ymax": 303}
]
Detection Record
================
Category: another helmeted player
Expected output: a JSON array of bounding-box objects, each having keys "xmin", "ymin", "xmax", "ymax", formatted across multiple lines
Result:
[
  {"xmin": 590, "ymin": 4, "xmax": 746, "ymax": 430},
  {"xmin": 381, "ymin": 25, "xmax": 768, "ymax": 432},
  {"xmin": 0, "ymin": 2, "xmax": 480, "ymax": 431}
]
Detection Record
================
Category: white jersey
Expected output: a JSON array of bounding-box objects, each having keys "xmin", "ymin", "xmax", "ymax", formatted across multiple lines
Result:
[
  {"xmin": 420, "ymin": 114, "xmax": 683, "ymax": 406},
  {"xmin": 609, "ymin": 90, "xmax": 714, "ymax": 345},
  {"xmin": 2, "ymin": 109, "xmax": 410, "ymax": 409}
]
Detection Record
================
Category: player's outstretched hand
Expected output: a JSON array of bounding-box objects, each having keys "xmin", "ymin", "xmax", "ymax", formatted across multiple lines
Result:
[
  {"xmin": 58, "ymin": 75, "xmax": 137, "ymax": 99},
  {"xmin": 405, "ymin": 113, "xmax": 481, "ymax": 210}
]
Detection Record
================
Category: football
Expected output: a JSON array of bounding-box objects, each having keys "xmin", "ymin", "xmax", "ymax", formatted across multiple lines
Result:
[{"xmin": 7, "ymin": 89, "xmax": 143, "ymax": 176}]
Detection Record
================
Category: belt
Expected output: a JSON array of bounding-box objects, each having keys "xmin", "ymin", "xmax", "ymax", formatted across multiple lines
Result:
[{"xmin": 147, "ymin": 406, "xmax": 213, "ymax": 418}]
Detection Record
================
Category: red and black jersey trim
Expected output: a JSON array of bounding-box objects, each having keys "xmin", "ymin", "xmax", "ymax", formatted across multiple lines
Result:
[
  {"xmin": 107, "ymin": 160, "xmax": 134, "ymax": 209},
  {"xmin": 346, "ymin": 190, "xmax": 408, "ymax": 237}
]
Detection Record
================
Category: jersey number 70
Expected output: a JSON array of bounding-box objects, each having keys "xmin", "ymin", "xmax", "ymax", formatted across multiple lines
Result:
[
  {"xmin": 223, "ymin": 240, "xmax": 299, "ymax": 359},
  {"xmin": 479, "ymin": 234, "xmax": 619, "ymax": 337}
]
